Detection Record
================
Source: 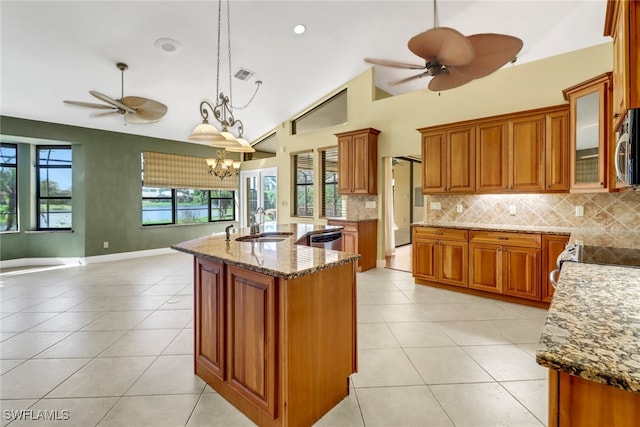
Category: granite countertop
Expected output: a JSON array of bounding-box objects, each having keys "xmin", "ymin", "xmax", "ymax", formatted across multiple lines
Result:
[
  {"xmin": 536, "ymin": 261, "xmax": 640, "ymax": 393},
  {"xmin": 171, "ymin": 223, "xmax": 359, "ymax": 280},
  {"xmin": 412, "ymin": 221, "xmax": 572, "ymax": 235}
]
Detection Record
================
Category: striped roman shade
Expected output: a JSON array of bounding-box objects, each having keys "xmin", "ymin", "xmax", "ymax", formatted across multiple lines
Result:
[{"xmin": 142, "ymin": 151, "xmax": 238, "ymax": 190}]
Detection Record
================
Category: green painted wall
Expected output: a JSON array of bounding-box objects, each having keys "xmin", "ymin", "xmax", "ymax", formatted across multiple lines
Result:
[{"xmin": 0, "ymin": 117, "xmax": 239, "ymax": 260}]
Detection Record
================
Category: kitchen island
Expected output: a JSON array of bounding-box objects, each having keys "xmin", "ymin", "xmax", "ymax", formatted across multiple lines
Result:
[
  {"xmin": 172, "ymin": 224, "xmax": 359, "ymax": 427},
  {"xmin": 536, "ymin": 261, "xmax": 640, "ymax": 426}
]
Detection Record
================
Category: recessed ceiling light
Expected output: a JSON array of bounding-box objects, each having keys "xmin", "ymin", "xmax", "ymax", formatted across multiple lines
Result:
[
  {"xmin": 155, "ymin": 38, "xmax": 181, "ymax": 54},
  {"xmin": 293, "ymin": 24, "xmax": 306, "ymax": 35}
]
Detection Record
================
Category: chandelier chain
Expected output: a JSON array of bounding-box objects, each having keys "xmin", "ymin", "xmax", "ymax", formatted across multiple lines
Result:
[{"xmin": 215, "ymin": 0, "xmax": 222, "ymax": 98}]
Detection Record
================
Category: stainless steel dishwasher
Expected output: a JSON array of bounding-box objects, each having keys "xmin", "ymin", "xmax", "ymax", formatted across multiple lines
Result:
[{"xmin": 308, "ymin": 231, "xmax": 343, "ymax": 250}]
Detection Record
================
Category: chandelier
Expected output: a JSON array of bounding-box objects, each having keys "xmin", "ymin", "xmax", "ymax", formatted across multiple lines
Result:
[
  {"xmin": 188, "ymin": 0, "xmax": 259, "ymax": 176},
  {"xmin": 207, "ymin": 149, "xmax": 241, "ymax": 181}
]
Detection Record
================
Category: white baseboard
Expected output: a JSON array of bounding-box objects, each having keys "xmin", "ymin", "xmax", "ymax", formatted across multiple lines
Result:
[{"xmin": 0, "ymin": 247, "xmax": 176, "ymax": 269}]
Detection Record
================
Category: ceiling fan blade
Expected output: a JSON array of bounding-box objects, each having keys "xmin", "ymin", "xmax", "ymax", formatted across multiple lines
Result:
[
  {"xmin": 447, "ymin": 34, "xmax": 523, "ymax": 80},
  {"xmin": 388, "ymin": 72, "xmax": 429, "ymax": 87},
  {"xmin": 90, "ymin": 90, "xmax": 136, "ymax": 113},
  {"xmin": 122, "ymin": 96, "xmax": 168, "ymax": 123},
  {"xmin": 63, "ymin": 100, "xmax": 114, "ymax": 109},
  {"xmin": 408, "ymin": 27, "xmax": 474, "ymax": 66},
  {"xmin": 364, "ymin": 58, "xmax": 426, "ymax": 70},
  {"xmin": 91, "ymin": 110, "xmax": 119, "ymax": 118},
  {"xmin": 428, "ymin": 70, "xmax": 474, "ymax": 91}
]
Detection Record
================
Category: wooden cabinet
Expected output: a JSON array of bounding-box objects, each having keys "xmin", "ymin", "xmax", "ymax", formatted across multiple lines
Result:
[
  {"xmin": 193, "ymin": 257, "xmax": 358, "ymax": 427},
  {"xmin": 541, "ymin": 234, "xmax": 570, "ymax": 302},
  {"xmin": 605, "ymin": 0, "xmax": 640, "ymax": 130},
  {"xmin": 420, "ymin": 126, "xmax": 475, "ymax": 193},
  {"xmin": 412, "ymin": 227, "xmax": 468, "ymax": 288},
  {"xmin": 328, "ymin": 218, "xmax": 378, "ymax": 272},
  {"xmin": 469, "ymin": 230, "xmax": 541, "ymax": 301},
  {"xmin": 336, "ymin": 128, "xmax": 380, "ymax": 195},
  {"xmin": 419, "ymin": 105, "xmax": 569, "ymax": 195},
  {"xmin": 548, "ymin": 369, "xmax": 640, "ymax": 427},
  {"xmin": 563, "ymin": 73, "xmax": 613, "ymax": 192}
]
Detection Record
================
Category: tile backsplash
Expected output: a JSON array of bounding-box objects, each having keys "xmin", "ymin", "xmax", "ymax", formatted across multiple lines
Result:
[
  {"xmin": 425, "ymin": 190, "xmax": 640, "ymax": 231},
  {"xmin": 345, "ymin": 195, "xmax": 379, "ymax": 220}
]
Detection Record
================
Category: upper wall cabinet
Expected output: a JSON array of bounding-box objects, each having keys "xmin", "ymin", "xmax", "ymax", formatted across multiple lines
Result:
[
  {"xmin": 336, "ymin": 128, "xmax": 380, "ymax": 195},
  {"xmin": 419, "ymin": 105, "xmax": 569, "ymax": 195},
  {"xmin": 563, "ymin": 73, "xmax": 613, "ymax": 193},
  {"xmin": 605, "ymin": 0, "xmax": 640, "ymax": 130}
]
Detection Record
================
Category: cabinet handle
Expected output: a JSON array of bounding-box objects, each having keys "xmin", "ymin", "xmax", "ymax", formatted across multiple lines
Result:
[
  {"xmin": 614, "ymin": 113, "xmax": 620, "ymax": 118},
  {"xmin": 496, "ymin": 236, "xmax": 509, "ymax": 240}
]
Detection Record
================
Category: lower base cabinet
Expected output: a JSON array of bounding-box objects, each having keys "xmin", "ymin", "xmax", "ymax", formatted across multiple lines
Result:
[
  {"xmin": 412, "ymin": 227, "xmax": 468, "ymax": 287},
  {"xmin": 548, "ymin": 369, "xmax": 640, "ymax": 427},
  {"xmin": 328, "ymin": 219, "xmax": 378, "ymax": 272},
  {"xmin": 194, "ymin": 257, "xmax": 357, "ymax": 427},
  {"xmin": 542, "ymin": 235, "xmax": 570, "ymax": 302}
]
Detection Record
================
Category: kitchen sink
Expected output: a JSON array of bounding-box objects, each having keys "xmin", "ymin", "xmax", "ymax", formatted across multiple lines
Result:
[{"xmin": 235, "ymin": 231, "xmax": 293, "ymax": 243}]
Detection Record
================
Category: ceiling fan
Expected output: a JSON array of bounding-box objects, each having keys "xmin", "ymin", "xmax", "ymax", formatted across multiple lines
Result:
[
  {"xmin": 364, "ymin": 1, "xmax": 523, "ymax": 91},
  {"xmin": 63, "ymin": 62, "xmax": 168, "ymax": 123}
]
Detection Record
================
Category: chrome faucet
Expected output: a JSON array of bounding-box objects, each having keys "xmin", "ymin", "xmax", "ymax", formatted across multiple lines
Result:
[
  {"xmin": 225, "ymin": 224, "xmax": 234, "ymax": 242},
  {"xmin": 249, "ymin": 207, "xmax": 264, "ymax": 235}
]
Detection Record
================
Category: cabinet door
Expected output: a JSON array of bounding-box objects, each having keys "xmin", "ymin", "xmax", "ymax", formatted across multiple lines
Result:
[
  {"xmin": 342, "ymin": 229, "xmax": 358, "ymax": 255},
  {"xmin": 351, "ymin": 132, "xmax": 371, "ymax": 194},
  {"xmin": 412, "ymin": 238, "xmax": 437, "ymax": 281},
  {"xmin": 337, "ymin": 135, "xmax": 352, "ymax": 194},
  {"xmin": 502, "ymin": 247, "xmax": 541, "ymax": 300},
  {"xmin": 421, "ymin": 131, "xmax": 446, "ymax": 193},
  {"xmin": 469, "ymin": 243, "xmax": 502, "ymax": 293},
  {"xmin": 541, "ymin": 235, "xmax": 569, "ymax": 302},
  {"xmin": 194, "ymin": 258, "xmax": 226, "ymax": 383},
  {"xmin": 476, "ymin": 121, "xmax": 509, "ymax": 192},
  {"xmin": 545, "ymin": 110, "xmax": 570, "ymax": 191},
  {"xmin": 511, "ymin": 115, "xmax": 545, "ymax": 192},
  {"xmin": 438, "ymin": 240, "xmax": 468, "ymax": 287},
  {"xmin": 447, "ymin": 126, "xmax": 475, "ymax": 193},
  {"xmin": 611, "ymin": 0, "xmax": 629, "ymax": 126},
  {"xmin": 227, "ymin": 266, "xmax": 277, "ymax": 418}
]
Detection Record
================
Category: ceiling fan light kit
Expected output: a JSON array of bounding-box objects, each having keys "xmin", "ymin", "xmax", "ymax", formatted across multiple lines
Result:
[{"xmin": 63, "ymin": 62, "xmax": 168, "ymax": 123}]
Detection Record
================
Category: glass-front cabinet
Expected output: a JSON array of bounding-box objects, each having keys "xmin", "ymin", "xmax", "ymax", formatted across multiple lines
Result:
[{"xmin": 563, "ymin": 73, "xmax": 613, "ymax": 192}]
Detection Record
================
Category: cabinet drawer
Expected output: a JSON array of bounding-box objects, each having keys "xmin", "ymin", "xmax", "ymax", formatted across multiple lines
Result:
[
  {"xmin": 469, "ymin": 230, "xmax": 541, "ymax": 248},
  {"xmin": 413, "ymin": 227, "xmax": 468, "ymax": 241}
]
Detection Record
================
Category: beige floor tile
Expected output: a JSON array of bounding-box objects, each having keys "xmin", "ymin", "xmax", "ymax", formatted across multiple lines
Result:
[
  {"xmin": 7, "ymin": 397, "xmax": 118, "ymax": 427},
  {"xmin": 314, "ymin": 392, "xmax": 364, "ymax": 426},
  {"xmin": 158, "ymin": 295, "xmax": 193, "ymax": 310},
  {"xmin": 185, "ymin": 393, "xmax": 255, "ymax": 427},
  {"xmin": 401, "ymin": 287, "xmax": 456, "ymax": 304},
  {"xmin": 430, "ymin": 382, "xmax": 543, "ymax": 427},
  {"xmin": 357, "ymin": 385, "xmax": 453, "ymax": 427},
  {"xmin": 358, "ymin": 291, "xmax": 413, "ymax": 305},
  {"xmin": 405, "ymin": 347, "xmax": 493, "ymax": 384},
  {"xmin": 0, "ymin": 332, "xmax": 17, "ymax": 342},
  {"xmin": 22, "ymin": 298, "xmax": 86, "ymax": 313},
  {"xmin": 28, "ymin": 312, "xmax": 105, "ymax": 332},
  {"xmin": 357, "ymin": 279, "xmax": 399, "ymax": 292},
  {"xmin": 0, "ymin": 332, "xmax": 71, "ymax": 359},
  {"xmin": 126, "ymin": 355, "xmax": 205, "ymax": 395},
  {"xmin": 0, "ymin": 399, "xmax": 38, "ymax": 427},
  {"xmin": 357, "ymin": 323, "xmax": 400, "ymax": 349},
  {"xmin": 435, "ymin": 320, "xmax": 511, "ymax": 346},
  {"xmin": 69, "ymin": 295, "xmax": 170, "ymax": 312},
  {"xmin": 47, "ymin": 356, "xmax": 154, "ymax": 398},
  {"xmin": 0, "ymin": 297, "xmax": 50, "ymax": 313},
  {"xmin": 356, "ymin": 305, "xmax": 385, "ymax": 323},
  {"xmin": 463, "ymin": 345, "xmax": 548, "ymax": 381},
  {"xmin": 351, "ymin": 348, "xmax": 423, "ymax": 388},
  {"xmin": 80, "ymin": 311, "xmax": 152, "ymax": 331},
  {"xmin": 518, "ymin": 343, "xmax": 540, "ymax": 357},
  {"xmin": 99, "ymin": 329, "xmax": 181, "ymax": 357},
  {"xmin": 134, "ymin": 309, "xmax": 192, "ymax": 329},
  {"xmin": 98, "ymin": 394, "xmax": 200, "ymax": 427},
  {"xmin": 387, "ymin": 322, "xmax": 457, "ymax": 347},
  {"xmin": 479, "ymin": 319, "xmax": 546, "ymax": 344},
  {"xmin": 417, "ymin": 303, "xmax": 478, "ymax": 321},
  {"xmin": 459, "ymin": 302, "xmax": 525, "ymax": 320},
  {"xmin": 501, "ymin": 379, "xmax": 549, "ymax": 424},
  {"xmin": 0, "ymin": 359, "xmax": 89, "ymax": 399},
  {"xmin": 35, "ymin": 331, "xmax": 126, "ymax": 359},
  {"xmin": 375, "ymin": 304, "xmax": 430, "ymax": 322},
  {"xmin": 0, "ymin": 359, "xmax": 25, "ymax": 375},
  {"xmin": 0, "ymin": 313, "xmax": 59, "ymax": 333},
  {"xmin": 390, "ymin": 278, "xmax": 418, "ymax": 291},
  {"xmin": 142, "ymin": 284, "xmax": 186, "ymax": 296},
  {"xmin": 495, "ymin": 301, "xmax": 549, "ymax": 320}
]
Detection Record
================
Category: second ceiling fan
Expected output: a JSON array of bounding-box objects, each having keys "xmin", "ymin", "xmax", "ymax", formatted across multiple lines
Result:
[{"xmin": 365, "ymin": 1, "xmax": 523, "ymax": 91}]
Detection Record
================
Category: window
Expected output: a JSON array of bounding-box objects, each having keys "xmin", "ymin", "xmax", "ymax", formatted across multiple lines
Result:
[
  {"xmin": 293, "ymin": 152, "xmax": 314, "ymax": 217},
  {"xmin": 291, "ymin": 89, "xmax": 348, "ymax": 135},
  {"xmin": 37, "ymin": 146, "xmax": 72, "ymax": 230},
  {"xmin": 320, "ymin": 146, "xmax": 344, "ymax": 218},
  {"xmin": 0, "ymin": 143, "xmax": 18, "ymax": 231},
  {"xmin": 142, "ymin": 187, "xmax": 235, "ymax": 226}
]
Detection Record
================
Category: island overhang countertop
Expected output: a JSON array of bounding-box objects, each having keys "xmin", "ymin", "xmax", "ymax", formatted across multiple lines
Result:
[
  {"xmin": 171, "ymin": 223, "xmax": 360, "ymax": 279},
  {"xmin": 536, "ymin": 261, "xmax": 640, "ymax": 393}
]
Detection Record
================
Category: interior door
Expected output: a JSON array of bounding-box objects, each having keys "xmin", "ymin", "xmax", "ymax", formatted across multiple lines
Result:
[{"xmin": 240, "ymin": 168, "xmax": 277, "ymax": 228}]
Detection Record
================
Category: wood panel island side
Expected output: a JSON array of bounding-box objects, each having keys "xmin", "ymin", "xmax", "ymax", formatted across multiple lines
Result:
[{"xmin": 171, "ymin": 224, "xmax": 359, "ymax": 427}]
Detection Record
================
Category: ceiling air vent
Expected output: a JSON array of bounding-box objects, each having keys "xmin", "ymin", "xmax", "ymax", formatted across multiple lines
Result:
[{"xmin": 234, "ymin": 68, "xmax": 254, "ymax": 81}]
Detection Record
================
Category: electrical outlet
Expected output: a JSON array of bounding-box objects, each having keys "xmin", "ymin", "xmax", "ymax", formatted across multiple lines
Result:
[
  {"xmin": 365, "ymin": 201, "xmax": 376, "ymax": 209},
  {"xmin": 456, "ymin": 204, "xmax": 463, "ymax": 213},
  {"xmin": 575, "ymin": 206, "xmax": 584, "ymax": 217},
  {"xmin": 103, "ymin": 241, "xmax": 109, "ymax": 249},
  {"xmin": 430, "ymin": 202, "xmax": 441, "ymax": 210},
  {"xmin": 509, "ymin": 205, "xmax": 517, "ymax": 215}
]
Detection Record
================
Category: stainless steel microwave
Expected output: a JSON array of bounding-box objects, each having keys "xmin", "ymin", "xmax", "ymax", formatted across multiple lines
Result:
[{"xmin": 615, "ymin": 108, "xmax": 640, "ymax": 186}]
